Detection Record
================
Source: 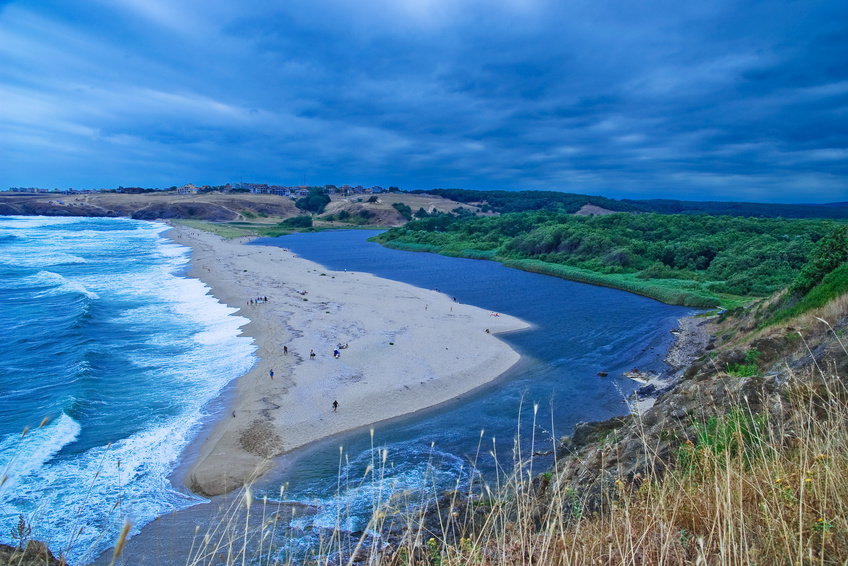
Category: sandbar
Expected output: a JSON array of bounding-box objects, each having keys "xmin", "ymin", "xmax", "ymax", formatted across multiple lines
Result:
[{"xmin": 168, "ymin": 225, "xmax": 529, "ymax": 496}]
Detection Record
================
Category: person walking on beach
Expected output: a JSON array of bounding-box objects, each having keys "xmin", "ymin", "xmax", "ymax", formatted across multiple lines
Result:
[
  {"xmin": 333, "ymin": 400, "xmax": 338, "ymax": 412},
  {"xmin": 310, "ymin": 349, "xmax": 315, "ymax": 360},
  {"xmin": 270, "ymin": 369, "xmax": 274, "ymax": 379},
  {"xmin": 334, "ymin": 348, "xmax": 340, "ymax": 358},
  {"xmin": 283, "ymin": 346, "xmax": 288, "ymax": 355}
]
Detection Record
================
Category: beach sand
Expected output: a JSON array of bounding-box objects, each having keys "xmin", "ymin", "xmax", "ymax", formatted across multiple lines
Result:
[{"xmin": 167, "ymin": 225, "xmax": 529, "ymax": 497}]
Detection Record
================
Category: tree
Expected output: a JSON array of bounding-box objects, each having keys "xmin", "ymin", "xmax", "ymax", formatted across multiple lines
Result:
[
  {"xmin": 392, "ymin": 202, "xmax": 413, "ymax": 221},
  {"xmin": 789, "ymin": 227, "xmax": 848, "ymax": 296},
  {"xmin": 295, "ymin": 187, "xmax": 331, "ymax": 214},
  {"xmin": 280, "ymin": 215, "xmax": 313, "ymax": 228}
]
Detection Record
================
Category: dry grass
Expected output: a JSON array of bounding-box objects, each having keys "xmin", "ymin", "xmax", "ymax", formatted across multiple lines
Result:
[{"xmin": 151, "ymin": 336, "xmax": 848, "ymax": 566}]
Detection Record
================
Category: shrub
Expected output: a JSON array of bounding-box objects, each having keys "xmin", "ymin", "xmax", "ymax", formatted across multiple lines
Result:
[
  {"xmin": 295, "ymin": 187, "xmax": 331, "ymax": 214},
  {"xmin": 280, "ymin": 215, "xmax": 313, "ymax": 228},
  {"xmin": 727, "ymin": 349, "xmax": 760, "ymax": 377},
  {"xmin": 789, "ymin": 227, "xmax": 848, "ymax": 296},
  {"xmin": 392, "ymin": 202, "xmax": 413, "ymax": 221}
]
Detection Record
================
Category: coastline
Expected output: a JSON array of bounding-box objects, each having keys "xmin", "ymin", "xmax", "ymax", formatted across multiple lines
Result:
[
  {"xmin": 167, "ymin": 224, "xmax": 530, "ymax": 497},
  {"xmin": 628, "ymin": 314, "xmax": 715, "ymax": 413}
]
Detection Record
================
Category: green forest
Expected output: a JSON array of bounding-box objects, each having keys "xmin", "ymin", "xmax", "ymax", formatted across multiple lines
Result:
[
  {"xmin": 374, "ymin": 210, "xmax": 848, "ymax": 308},
  {"xmin": 420, "ymin": 188, "xmax": 848, "ymax": 219}
]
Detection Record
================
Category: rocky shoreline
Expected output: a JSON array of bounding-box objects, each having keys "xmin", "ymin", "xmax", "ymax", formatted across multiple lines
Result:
[{"xmin": 628, "ymin": 314, "xmax": 716, "ymax": 412}]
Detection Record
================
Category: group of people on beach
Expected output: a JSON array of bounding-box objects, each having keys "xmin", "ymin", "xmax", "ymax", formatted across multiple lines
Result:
[
  {"xmin": 248, "ymin": 296, "xmax": 269, "ymax": 305},
  {"xmin": 273, "ymin": 341, "xmax": 346, "ymax": 413}
]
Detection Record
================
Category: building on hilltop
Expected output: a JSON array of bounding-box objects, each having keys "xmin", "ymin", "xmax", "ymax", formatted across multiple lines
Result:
[
  {"xmin": 269, "ymin": 185, "xmax": 292, "ymax": 196},
  {"xmin": 177, "ymin": 184, "xmax": 198, "ymax": 195}
]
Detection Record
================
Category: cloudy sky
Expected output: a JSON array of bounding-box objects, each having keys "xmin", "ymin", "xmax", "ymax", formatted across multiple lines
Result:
[{"xmin": 1, "ymin": 0, "xmax": 846, "ymax": 202}]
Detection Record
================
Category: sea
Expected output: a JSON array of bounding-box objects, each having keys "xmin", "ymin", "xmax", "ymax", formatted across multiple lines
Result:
[
  {"xmin": 0, "ymin": 216, "xmax": 256, "ymax": 564},
  {"xmin": 0, "ymin": 219, "xmax": 693, "ymax": 564}
]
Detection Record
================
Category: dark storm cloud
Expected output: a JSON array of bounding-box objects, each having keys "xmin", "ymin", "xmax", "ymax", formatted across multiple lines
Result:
[{"xmin": 0, "ymin": 0, "xmax": 845, "ymax": 201}]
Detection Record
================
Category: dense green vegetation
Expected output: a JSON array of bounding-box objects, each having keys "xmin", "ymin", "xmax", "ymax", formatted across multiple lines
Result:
[
  {"xmin": 418, "ymin": 189, "xmax": 636, "ymax": 214},
  {"xmin": 788, "ymin": 227, "xmax": 848, "ymax": 295},
  {"xmin": 375, "ymin": 210, "xmax": 847, "ymax": 307},
  {"xmin": 320, "ymin": 208, "xmax": 375, "ymax": 224},
  {"xmin": 392, "ymin": 202, "xmax": 413, "ymax": 220},
  {"xmin": 624, "ymin": 197, "xmax": 848, "ymax": 219},
  {"xmin": 279, "ymin": 215, "xmax": 313, "ymax": 228},
  {"xmin": 419, "ymin": 188, "xmax": 848, "ymax": 219},
  {"xmin": 765, "ymin": 264, "xmax": 848, "ymax": 326},
  {"xmin": 755, "ymin": 229, "xmax": 848, "ymax": 326},
  {"xmin": 295, "ymin": 187, "xmax": 331, "ymax": 214}
]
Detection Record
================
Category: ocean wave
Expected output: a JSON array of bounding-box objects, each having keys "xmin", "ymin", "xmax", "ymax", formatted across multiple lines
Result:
[
  {"xmin": 0, "ymin": 253, "xmax": 89, "ymax": 269},
  {"xmin": 286, "ymin": 443, "xmax": 469, "ymax": 534},
  {"xmin": 0, "ymin": 413, "xmax": 81, "ymax": 495},
  {"xmin": 0, "ymin": 412, "xmax": 208, "ymax": 564},
  {"xmin": 0, "ymin": 217, "xmax": 82, "ymax": 230},
  {"xmin": 27, "ymin": 271, "xmax": 100, "ymax": 300},
  {"xmin": 0, "ymin": 217, "xmax": 258, "ymax": 563}
]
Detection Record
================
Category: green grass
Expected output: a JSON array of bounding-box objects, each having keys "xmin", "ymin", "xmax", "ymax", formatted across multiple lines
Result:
[
  {"xmin": 499, "ymin": 259, "xmax": 723, "ymax": 307},
  {"xmin": 765, "ymin": 263, "xmax": 848, "ymax": 327},
  {"xmin": 174, "ymin": 219, "xmax": 261, "ymax": 239},
  {"xmin": 377, "ymin": 239, "xmax": 747, "ymax": 308},
  {"xmin": 726, "ymin": 349, "xmax": 760, "ymax": 377}
]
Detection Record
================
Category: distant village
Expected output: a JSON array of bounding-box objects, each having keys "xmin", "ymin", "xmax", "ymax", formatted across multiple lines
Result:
[{"xmin": 6, "ymin": 183, "xmax": 399, "ymax": 197}]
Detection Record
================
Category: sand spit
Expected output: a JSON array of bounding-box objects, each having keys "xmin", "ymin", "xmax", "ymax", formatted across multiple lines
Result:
[{"xmin": 167, "ymin": 225, "xmax": 529, "ymax": 496}]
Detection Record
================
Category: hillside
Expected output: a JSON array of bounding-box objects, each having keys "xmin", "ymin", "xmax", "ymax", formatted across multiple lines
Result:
[
  {"xmin": 355, "ymin": 246, "xmax": 848, "ymax": 566},
  {"xmin": 0, "ymin": 192, "xmax": 299, "ymax": 221},
  {"xmin": 423, "ymin": 188, "xmax": 848, "ymax": 219},
  {"xmin": 370, "ymin": 266, "xmax": 848, "ymax": 566},
  {"xmin": 0, "ymin": 191, "xmax": 473, "ymax": 228}
]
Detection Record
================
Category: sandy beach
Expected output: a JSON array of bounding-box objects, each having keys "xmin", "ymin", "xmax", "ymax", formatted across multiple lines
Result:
[{"xmin": 168, "ymin": 225, "xmax": 529, "ymax": 497}]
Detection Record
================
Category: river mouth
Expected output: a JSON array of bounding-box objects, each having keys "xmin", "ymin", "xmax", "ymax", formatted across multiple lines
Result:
[
  {"xmin": 80, "ymin": 227, "xmax": 691, "ymax": 565},
  {"xmin": 248, "ymin": 230, "xmax": 693, "ymax": 544}
]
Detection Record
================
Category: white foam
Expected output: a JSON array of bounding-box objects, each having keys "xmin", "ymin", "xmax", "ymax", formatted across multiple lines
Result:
[
  {"xmin": 0, "ymin": 413, "xmax": 209, "ymax": 564},
  {"xmin": 0, "ymin": 253, "xmax": 88, "ymax": 269},
  {"xmin": 287, "ymin": 444, "xmax": 468, "ymax": 534},
  {"xmin": 0, "ymin": 217, "xmax": 258, "ymax": 562},
  {"xmin": 24, "ymin": 271, "xmax": 100, "ymax": 300},
  {"xmin": 0, "ymin": 413, "xmax": 81, "ymax": 495}
]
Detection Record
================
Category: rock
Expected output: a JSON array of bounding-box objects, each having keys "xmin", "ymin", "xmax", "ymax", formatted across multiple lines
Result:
[
  {"xmin": 0, "ymin": 541, "xmax": 63, "ymax": 565},
  {"xmin": 636, "ymin": 383, "xmax": 656, "ymax": 396},
  {"xmin": 571, "ymin": 416, "xmax": 628, "ymax": 446}
]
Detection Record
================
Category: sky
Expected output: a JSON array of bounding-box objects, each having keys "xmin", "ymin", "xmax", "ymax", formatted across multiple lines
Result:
[{"xmin": 1, "ymin": 0, "xmax": 846, "ymax": 203}]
